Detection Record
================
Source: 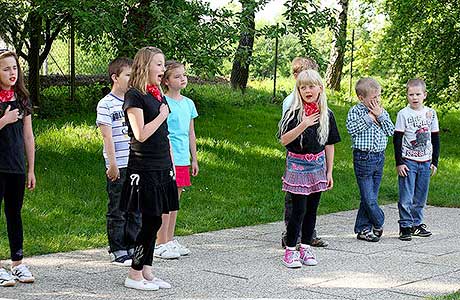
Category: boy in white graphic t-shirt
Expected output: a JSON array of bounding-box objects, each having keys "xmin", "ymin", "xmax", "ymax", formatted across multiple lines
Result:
[{"xmin": 393, "ymin": 78, "xmax": 440, "ymax": 241}]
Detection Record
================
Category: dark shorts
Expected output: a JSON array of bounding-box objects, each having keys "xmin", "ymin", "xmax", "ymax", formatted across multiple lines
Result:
[{"xmin": 121, "ymin": 168, "xmax": 179, "ymax": 216}]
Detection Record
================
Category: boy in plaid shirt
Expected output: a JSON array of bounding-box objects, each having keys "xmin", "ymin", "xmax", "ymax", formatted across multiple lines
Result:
[{"xmin": 346, "ymin": 78, "xmax": 394, "ymax": 242}]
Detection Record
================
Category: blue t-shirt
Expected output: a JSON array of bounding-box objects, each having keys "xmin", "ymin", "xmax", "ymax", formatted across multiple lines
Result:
[
  {"xmin": 96, "ymin": 93, "xmax": 130, "ymax": 168},
  {"xmin": 165, "ymin": 95, "xmax": 198, "ymax": 166}
]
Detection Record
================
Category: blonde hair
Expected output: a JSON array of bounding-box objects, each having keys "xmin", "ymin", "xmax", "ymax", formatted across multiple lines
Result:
[
  {"xmin": 128, "ymin": 46, "xmax": 164, "ymax": 94},
  {"xmin": 162, "ymin": 60, "xmax": 185, "ymax": 92},
  {"xmin": 406, "ymin": 78, "xmax": 426, "ymax": 92},
  {"xmin": 291, "ymin": 57, "xmax": 319, "ymax": 75},
  {"xmin": 355, "ymin": 77, "xmax": 381, "ymax": 98},
  {"xmin": 0, "ymin": 49, "xmax": 31, "ymax": 114},
  {"xmin": 279, "ymin": 69, "xmax": 330, "ymax": 146}
]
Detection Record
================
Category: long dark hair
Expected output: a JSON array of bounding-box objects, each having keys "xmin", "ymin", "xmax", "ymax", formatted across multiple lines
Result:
[{"xmin": 0, "ymin": 50, "xmax": 32, "ymax": 114}]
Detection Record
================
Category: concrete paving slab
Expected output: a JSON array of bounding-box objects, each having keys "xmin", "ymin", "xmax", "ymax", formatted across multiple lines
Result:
[{"xmin": 1, "ymin": 204, "xmax": 459, "ymax": 299}]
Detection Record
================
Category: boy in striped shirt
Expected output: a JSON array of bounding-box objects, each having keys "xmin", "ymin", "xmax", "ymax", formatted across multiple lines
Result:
[{"xmin": 96, "ymin": 57, "xmax": 140, "ymax": 266}]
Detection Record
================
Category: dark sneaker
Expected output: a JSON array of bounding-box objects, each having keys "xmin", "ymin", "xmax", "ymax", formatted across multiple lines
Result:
[
  {"xmin": 111, "ymin": 254, "xmax": 132, "ymax": 267},
  {"xmin": 373, "ymin": 227, "xmax": 383, "ymax": 238},
  {"xmin": 399, "ymin": 227, "xmax": 412, "ymax": 241},
  {"xmin": 311, "ymin": 237, "xmax": 329, "ymax": 247},
  {"xmin": 412, "ymin": 224, "xmax": 432, "ymax": 237},
  {"xmin": 357, "ymin": 229, "xmax": 380, "ymax": 242}
]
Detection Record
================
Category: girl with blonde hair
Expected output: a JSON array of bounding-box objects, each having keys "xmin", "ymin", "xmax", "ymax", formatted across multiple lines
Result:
[{"xmin": 278, "ymin": 69, "xmax": 341, "ymax": 268}]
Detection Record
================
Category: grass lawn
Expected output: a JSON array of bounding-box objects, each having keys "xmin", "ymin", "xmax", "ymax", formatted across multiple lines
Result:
[
  {"xmin": 430, "ymin": 291, "xmax": 460, "ymax": 300},
  {"xmin": 1, "ymin": 82, "xmax": 459, "ymax": 258}
]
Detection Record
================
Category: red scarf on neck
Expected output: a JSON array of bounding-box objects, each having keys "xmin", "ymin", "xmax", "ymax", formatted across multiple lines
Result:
[
  {"xmin": 304, "ymin": 102, "xmax": 319, "ymax": 115},
  {"xmin": 146, "ymin": 84, "xmax": 162, "ymax": 102},
  {"xmin": 0, "ymin": 89, "xmax": 14, "ymax": 103}
]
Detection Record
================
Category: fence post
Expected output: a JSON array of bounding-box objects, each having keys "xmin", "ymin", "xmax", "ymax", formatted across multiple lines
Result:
[
  {"xmin": 272, "ymin": 34, "xmax": 279, "ymax": 102},
  {"xmin": 349, "ymin": 29, "xmax": 355, "ymax": 98},
  {"xmin": 70, "ymin": 17, "xmax": 76, "ymax": 103}
]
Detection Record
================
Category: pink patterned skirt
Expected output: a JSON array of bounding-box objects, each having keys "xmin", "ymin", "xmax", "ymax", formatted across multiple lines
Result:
[{"xmin": 282, "ymin": 150, "xmax": 328, "ymax": 195}]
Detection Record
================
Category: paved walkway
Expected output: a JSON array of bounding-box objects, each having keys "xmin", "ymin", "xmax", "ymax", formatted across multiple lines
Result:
[{"xmin": 2, "ymin": 204, "xmax": 460, "ymax": 300}]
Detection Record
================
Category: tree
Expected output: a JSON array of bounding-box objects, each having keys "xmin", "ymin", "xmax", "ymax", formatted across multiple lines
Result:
[
  {"xmin": 325, "ymin": 0, "xmax": 349, "ymax": 91},
  {"xmin": 119, "ymin": 0, "xmax": 237, "ymax": 78},
  {"xmin": 230, "ymin": 0, "xmax": 269, "ymax": 91},
  {"xmin": 0, "ymin": 0, "xmax": 125, "ymax": 106},
  {"xmin": 376, "ymin": 0, "xmax": 460, "ymax": 107}
]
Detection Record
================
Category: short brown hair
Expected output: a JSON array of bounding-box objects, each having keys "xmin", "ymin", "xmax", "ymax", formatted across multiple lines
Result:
[
  {"xmin": 355, "ymin": 77, "xmax": 381, "ymax": 98},
  {"xmin": 406, "ymin": 78, "xmax": 426, "ymax": 92},
  {"xmin": 291, "ymin": 57, "xmax": 319, "ymax": 75},
  {"xmin": 108, "ymin": 57, "xmax": 133, "ymax": 85}
]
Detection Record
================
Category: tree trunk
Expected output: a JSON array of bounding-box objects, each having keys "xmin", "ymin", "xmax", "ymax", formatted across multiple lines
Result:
[
  {"xmin": 326, "ymin": 0, "xmax": 349, "ymax": 91},
  {"xmin": 28, "ymin": 10, "xmax": 42, "ymax": 107},
  {"xmin": 230, "ymin": 1, "xmax": 256, "ymax": 91}
]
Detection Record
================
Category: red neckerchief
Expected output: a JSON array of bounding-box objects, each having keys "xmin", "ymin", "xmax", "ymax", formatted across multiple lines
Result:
[
  {"xmin": 304, "ymin": 102, "xmax": 319, "ymax": 115},
  {"xmin": 0, "ymin": 89, "xmax": 14, "ymax": 103},
  {"xmin": 146, "ymin": 84, "xmax": 162, "ymax": 102}
]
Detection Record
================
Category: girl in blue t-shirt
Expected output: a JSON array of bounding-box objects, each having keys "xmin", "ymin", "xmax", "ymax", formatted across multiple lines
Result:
[
  {"xmin": 154, "ymin": 61, "xmax": 198, "ymax": 259},
  {"xmin": 0, "ymin": 50, "xmax": 36, "ymax": 286}
]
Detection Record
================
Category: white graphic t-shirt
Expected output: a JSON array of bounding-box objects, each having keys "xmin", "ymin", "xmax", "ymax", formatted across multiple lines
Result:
[{"xmin": 395, "ymin": 106, "xmax": 439, "ymax": 162}]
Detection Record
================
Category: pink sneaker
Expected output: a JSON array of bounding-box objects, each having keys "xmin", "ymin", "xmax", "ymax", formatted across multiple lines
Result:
[
  {"xmin": 282, "ymin": 248, "xmax": 302, "ymax": 268},
  {"xmin": 299, "ymin": 245, "xmax": 318, "ymax": 266}
]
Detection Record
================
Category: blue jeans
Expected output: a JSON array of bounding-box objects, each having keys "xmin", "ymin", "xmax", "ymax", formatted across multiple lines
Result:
[
  {"xmin": 398, "ymin": 159, "xmax": 431, "ymax": 228},
  {"xmin": 353, "ymin": 150, "xmax": 385, "ymax": 233},
  {"xmin": 106, "ymin": 168, "xmax": 141, "ymax": 256}
]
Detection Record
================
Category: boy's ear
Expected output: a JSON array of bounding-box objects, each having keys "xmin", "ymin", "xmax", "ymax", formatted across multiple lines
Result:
[{"xmin": 111, "ymin": 73, "xmax": 118, "ymax": 83}]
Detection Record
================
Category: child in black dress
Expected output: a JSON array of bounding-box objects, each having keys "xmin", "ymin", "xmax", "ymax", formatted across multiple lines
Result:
[{"xmin": 121, "ymin": 46, "xmax": 178, "ymax": 291}]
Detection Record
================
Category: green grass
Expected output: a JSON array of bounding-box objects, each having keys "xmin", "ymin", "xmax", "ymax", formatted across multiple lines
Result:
[
  {"xmin": 1, "ymin": 82, "xmax": 459, "ymax": 258},
  {"xmin": 429, "ymin": 291, "xmax": 460, "ymax": 300}
]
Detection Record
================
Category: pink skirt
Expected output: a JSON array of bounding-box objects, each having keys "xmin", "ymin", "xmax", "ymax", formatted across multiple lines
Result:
[
  {"xmin": 175, "ymin": 165, "xmax": 191, "ymax": 187},
  {"xmin": 282, "ymin": 151, "xmax": 328, "ymax": 195}
]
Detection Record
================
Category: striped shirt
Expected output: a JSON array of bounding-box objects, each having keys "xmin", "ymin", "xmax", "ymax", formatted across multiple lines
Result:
[
  {"xmin": 96, "ymin": 93, "xmax": 130, "ymax": 168},
  {"xmin": 346, "ymin": 102, "xmax": 395, "ymax": 152}
]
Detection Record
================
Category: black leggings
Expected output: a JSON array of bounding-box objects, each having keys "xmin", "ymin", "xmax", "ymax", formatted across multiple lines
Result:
[
  {"xmin": 285, "ymin": 192, "xmax": 321, "ymax": 248},
  {"xmin": 0, "ymin": 173, "xmax": 25, "ymax": 261},
  {"xmin": 131, "ymin": 214, "xmax": 162, "ymax": 271}
]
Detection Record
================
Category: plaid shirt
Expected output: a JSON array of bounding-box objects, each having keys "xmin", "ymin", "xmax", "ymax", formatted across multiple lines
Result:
[{"xmin": 346, "ymin": 103, "xmax": 395, "ymax": 152}]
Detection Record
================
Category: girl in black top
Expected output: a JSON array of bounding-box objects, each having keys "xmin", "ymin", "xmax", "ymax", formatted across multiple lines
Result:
[
  {"xmin": 121, "ymin": 47, "xmax": 178, "ymax": 291},
  {"xmin": 278, "ymin": 70, "xmax": 340, "ymax": 268},
  {"xmin": 0, "ymin": 50, "xmax": 36, "ymax": 286}
]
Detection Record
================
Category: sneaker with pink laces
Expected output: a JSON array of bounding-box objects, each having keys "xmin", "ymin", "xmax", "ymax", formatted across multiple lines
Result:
[
  {"xmin": 299, "ymin": 245, "xmax": 318, "ymax": 266},
  {"xmin": 282, "ymin": 248, "xmax": 302, "ymax": 268}
]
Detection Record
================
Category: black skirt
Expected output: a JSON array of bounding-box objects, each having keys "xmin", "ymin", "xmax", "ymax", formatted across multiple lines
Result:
[{"xmin": 120, "ymin": 168, "xmax": 179, "ymax": 216}]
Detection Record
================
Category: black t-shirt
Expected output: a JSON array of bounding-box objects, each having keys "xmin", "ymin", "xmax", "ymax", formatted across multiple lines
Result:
[
  {"xmin": 284, "ymin": 109, "xmax": 341, "ymax": 154},
  {"xmin": 0, "ymin": 99, "xmax": 30, "ymax": 174},
  {"xmin": 123, "ymin": 88, "xmax": 172, "ymax": 171}
]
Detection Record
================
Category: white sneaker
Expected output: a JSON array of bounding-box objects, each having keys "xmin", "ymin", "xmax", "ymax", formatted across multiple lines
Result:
[
  {"xmin": 154, "ymin": 243, "xmax": 180, "ymax": 259},
  {"xmin": 0, "ymin": 268, "xmax": 16, "ymax": 287},
  {"xmin": 124, "ymin": 277, "xmax": 159, "ymax": 291},
  {"xmin": 11, "ymin": 264, "xmax": 35, "ymax": 283},
  {"xmin": 169, "ymin": 240, "xmax": 190, "ymax": 256},
  {"xmin": 148, "ymin": 277, "xmax": 172, "ymax": 289},
  {"xmin": 299, "ymin": 245, "xmax": 318, "ymax": 266}
]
